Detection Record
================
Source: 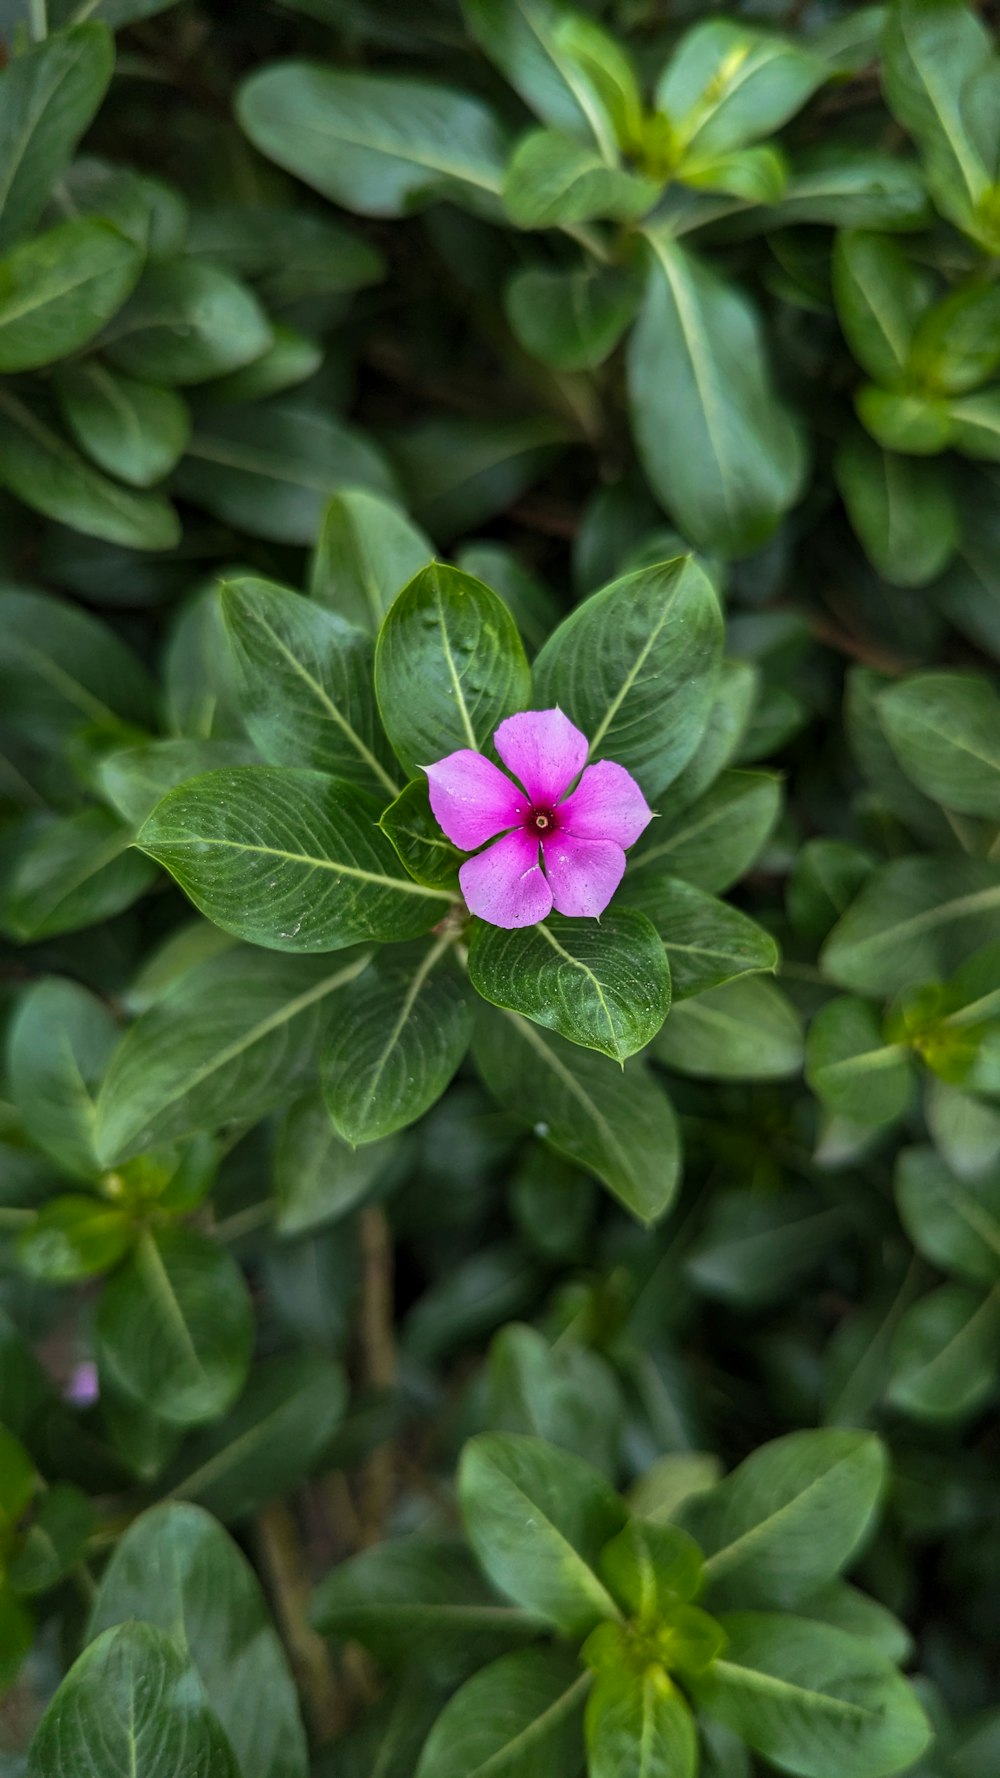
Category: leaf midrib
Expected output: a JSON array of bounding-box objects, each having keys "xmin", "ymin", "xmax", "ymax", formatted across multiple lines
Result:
[{"xmin": 702, "ymin": 1447, "xmax": 867, "ymax": 1585}]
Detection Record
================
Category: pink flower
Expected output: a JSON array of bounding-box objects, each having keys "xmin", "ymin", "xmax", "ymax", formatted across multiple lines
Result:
[{"xmin": 424, "ymin": 709, "xmax": 653, "ymax": 929}]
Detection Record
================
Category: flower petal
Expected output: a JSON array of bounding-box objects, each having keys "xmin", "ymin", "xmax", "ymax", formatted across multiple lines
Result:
[
  {"xmin": 425, "ymin": 750, "xmax": 527, "ymax": 850},
  {"xmin": 542, "ymin": 835, "xmax": 626, "ymax": 918},
  {"xmin": 493, "ymin": 708, "xmax": 588, "ymax": 806},
  {"xmin": 460, "ymin": 829, "xmax": 553, "ymax": 929},
  {"xmin": 558, "ymin": 760, "xmax": 654, "ymax": 849}
]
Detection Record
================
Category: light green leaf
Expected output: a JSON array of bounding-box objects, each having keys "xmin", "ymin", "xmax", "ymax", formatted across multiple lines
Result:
[
  {"xmin": 237, "ymin": 64, "xmax": 507, "ymax": 219},
  {"xmin": 463, "ymin": 0, "xmax": 638, "ymax": 156},
  {"xmin": 882, "ymin": 0, "xmax": 998, "ymax": 244},
  {"xmin": 0, "ymin": 219, "xmax": 141, "ymax": 372},
  {"xmin": 599, "ymin": 1520, "xmax": 703, "ymax": 1620},
  {"xmin": 888, "ymin": 1283, "xmax": 1000, "ymax": 1421},
  {"xmin": 835, "ymin": 432, "xmax": 958, "ymax": 586},
  {"xmin": 629, "ymin": 231, "xmax": 804, "ymax": 556},
  {"xmin": 137, "ymin": 767, "xmax": 448, "ymax": 952},
  {"xmin": 27, "ymin": 1622, "xmax": 240, "ymax": 1778},
  {"xmin": 374, "ymin": 561, "xmax": 531, "ymax": 778},
  {"xmin": 653, "ymin": 977, "xmax": 803, "ymax": 1081},
  {"xmin": 323, "ymin": 935, "xmax": 474, "ymax": 1143},
  {"xmin": 473, "ymin": 1007, "xmax": 681, "ymax": 1223},
  {"xmin": 0, "ymin": 808, "xmax": 158, "ymax": 942},
  {"xmin": 678, "ymin": 1429, "xmax": 887, "ymax": 1610},
  {"xmin": 220, "ymin": 575, "xmax": 399, "ymax": 797},
  {"xmin": 503, "ymin": 129, "xmax": 659, "ymax": 228},
  {"xmin": 468, "ymin": 908, "xmax": 671, "ymax": 1063},
  {"xmin": 821, "ymin": 856, "xmax": 1000, "ymax": 996},
  {"xmin": 415, "ymin": 1645, "xmax": 588, "ymax": 1778},
  {"xmin": 96, "ymin": 1227, "xmax": 252, "ymax": 1427},
  {"xmin": 832, "ymin": 230, "xmax": 933, "ymax": 386},
  {"xmin": 88, "ymin": 1502, "xmax": 308, "ymax": 1778},
  {"xmin": 855, "ymin": 385, "xmax": 954, "ymax": 455},
  {"xmin": 310, "ymin": 488, "xmax": 433, "ymax": 631},
  {"xmin": 198, "ymin": 323, "xmax": 322, "ymax": 405},
  {"xmin": 586, "ymin": 1669, "xmax": 697, "ymax": 1778},
  {"xmin": 806, "ymin": 998, "xmax": 912, "ymax": 1128},
  {"xmin": 533, "ymin": 557, "xmax": 723, "ymax": 800},
  {"xmin": 910, "ymin": 280, "xmax": 1000, "ymax": 395},
  {"xmin": 656, "ymin": 20, "xmax": 825, "ymax": 156},
  {"xmin": 879, "ymin": 671, "xmax": 1000, "ymax": 818},
  {"xmin": 54, "ymin": 362, "xmax": 190, "ymax": 488},
  {"xmin": 95, "ymin": 946, "xmax": 372, "ymax": 1164},
  {"xmin": 0, "ymin": 389, "xmax": 180, "ymax": 550},
  {"xmin": 947, "ymin": 387, "xmax": 1000, "ymax": 459},
  {"xmin": 459, "ymin": 1431, "xmax": 626, "ymax": 1633},
  {"xmin": 103, "ymin": 258, "xmax": 272, "ymax": 384},
  {"xmin": 623, "ymin": 876, "xmax": 778, "ymax": 1000},
  {"xmin": 17, "ymin": 1195, "xmax": 131, "ymax": 1284},
  {"xmin": 690, "ymin": 1613, "xmax": 931, "ymax": 1778},
  {"xmin": 8, "ymin": 977, "xmax": 118, "ymax": 1179},
  {"xmin": 0, "ymin": 25, "xmax": 114, "ymax": 253},
  {"xmin": 679, "ymin": 145, "xmax": 788, "ymax": 205}
]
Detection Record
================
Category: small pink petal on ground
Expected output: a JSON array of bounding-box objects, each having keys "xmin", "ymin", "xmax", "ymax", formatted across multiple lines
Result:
[
  {"xmin": 558, "ymin": 759, "xmax": 654, "ymax": 849},
  {"xmin": 542, "ymin": 834, "xmax": 626, "ymax": 918},
  {"xmin": 425, "ymin": 750, "xmax": 527, "ymax": 849},
  {"xmin": 494, "ymin": 708, "xmax": 588, "ymax": 806},
  {"xmin": 460, "ymin": 827, "xmax": 553, "ymax": 928}
]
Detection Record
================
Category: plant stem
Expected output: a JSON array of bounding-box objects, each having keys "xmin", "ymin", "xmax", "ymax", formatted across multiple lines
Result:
[
  {"xmin": 255, "ymin": 1501, "xmax": 341, "ymax": 1741},
  {"xmin": 356, "ymin": 1204, "xmax": 396, "ymax": 1547},
  {"xmin": 29, "ymin": 0, "xmax": 47, "ymax": 40}
]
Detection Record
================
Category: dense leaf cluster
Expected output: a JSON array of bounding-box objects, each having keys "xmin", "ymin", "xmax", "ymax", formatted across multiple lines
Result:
[{"xmin": 0, "ymin": 0, "xmax": 998, "ymax": 1774}]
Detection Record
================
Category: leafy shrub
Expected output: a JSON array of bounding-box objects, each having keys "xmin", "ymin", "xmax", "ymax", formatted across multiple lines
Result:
[{"xmin": 1, "ymin": 0, "xmax": 999, "ymax": 1774}]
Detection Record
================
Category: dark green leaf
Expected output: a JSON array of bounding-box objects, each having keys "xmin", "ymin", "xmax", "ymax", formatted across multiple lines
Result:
[
  {"xmin": 88, "ymin": 1502, "xmax": 308, "ymax": 1778},
  {"xmin": 533, "ymin": 558, "xmax": 723, "ymax": 800},
  {"xmin": 17, "ymin": 1195, "xmax": 131, "ymax": 1283},
  {"xmin": 623, "ymin": 876, "xmax": 778, "ymax": 1000},
  {"xmin": 486, "ymin": 1322, "xmax": 623, "ymax": 1475},
  {"xmin": 463, "ymin": 0, "xmax": 636, "ymax": 153},
  {"xmin": 821, "ymin": 856, "xmax": 1000, "ymax": 996},
  {"xmin": 415, "ymin": 1645, "xmax": 588, "ymax": 1778},
  {"xmin": 835, "ymin": 433, "xmax": 958, "ymax": 587},
  {"xmin": 0, "ymin": 809, "xmax": 157, "ymax": 942},
  {"xmin": 8, "ymin": 977, "xmax": 117, "ymax": 1178},
  {"xmin": 0, "ymin": 26, "xmax": 114, "ymax": 253},
  {"xmin": 237, "ymin": 64, "xmax": 507, "ymax": 219},
  {"xmin": 96, "ymin": 1226, "xmax": 252, "ymax": 1427},
  {"xmin": 379, "ymin": 779, "xmax": 463, "ymax": 891},
  {"xmin": 468, "ymin": 908, "xmax": 671, "ymax": 1062},
  {"xmin": 54, "ymin": 363, "xmax": 190, "ymax": 488},
  {"xmin": 878, "ymin": 672, "xmax": 1000, "ymax": 818},
  {"xmin": 374, "ymin": 561, "xmax": 531, "ymax": 779},
  {"xmin": 887, "ymin": 1283, "xmax": 1000, "ymax": 1421},
  {"xmin": 8, "ymin": 1484, "xmax": 94, "ymax": 1598},
  {"xmin": 459, "ymin": 1431, "xmax": 626, "ymax": 1633},
  {"xmin": 0, "ymin": 584, "xmax": 156, "ymax": 734},
  {"xmin": 323, "ymin": 936, "xmax": 474, "ymax": 1142},
  {"xmin": 27, "ymin": 1621, "xmax": 241, "ymax": 1778},
  {"xmin": 0, "ymin": 1425, "xmax": 35, "ymax": 1531},
  {"xmin": 882, "ymin": 0, "xmax": 997, "ymax": 245},
  {"xmin": 0, "ymin": 220, "xmax": 141, "ymax": 371},
  {"xmin": 895, "ymin": 1145, "xmax": 1000, "ymax": 1286},
  {"xmin": 388, "ymin": 414, "xmax": 570, "ymax": 541},
  {"xmin": 506, "ymin": 263, "xmax": 643, "ymax": 373},
  {"xmin": 786, "ymin": 840, "xmax": 875, "ymax": 945},
  {"xmin": 473, "ymin": 1008, "xmax": 681, "ymax": 1223},
  {"xmin": 137, "ymin": 767, "xmax": 448, "ymax": 952},
  {"xmin": 99, "ymin": 738, "xmax": 259, "ymax": 828},
  {"xmin": 910, "ymin": 280, "xmax": 1000, "ymax": 395},
  {"xmin": 103, "ymin": 258, "xmax": 272, "ymax": 384},
  {"xmin": 310, "ymin": 488, "xmax": 432, "ymax": 630},
  {"xmin": 653, "ymin": 977, "xmax": 803, "ymax": 1081},
  {"xmin": 0, "ymin": 390, "xmax": 180, "ymax": 550},
  {"xmin": 275, "ymin": 1090, "xmax": 397, "ymax": 1233},
  {"xmin": 832, "ymin": 230, "xmax": 932, "ymax": 386},
  {"xmin": 220, "ymin": 575, "xmax": 399, "ymax": 797},
  {"xmin": 503, "ymin": 130, "xmax": 658, "ymax": 228},
  {"xmin": 806, "ymin": 998, "xmax": 912, "ymax": 1128},
  {"xmin": 599, "ymin": 1520, "xmax": 703, "ymax": 1619}
]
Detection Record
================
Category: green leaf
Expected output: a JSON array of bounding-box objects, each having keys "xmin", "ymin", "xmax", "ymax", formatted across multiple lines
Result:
[
  {"xmin": 0, "ymin": 584, "xmax": 156, "ymax": 734},
  {"xmin": 806, "ymin": 998, "xmax": 912, "ymax": 1129},
  {"xmin": 310, "ymin": 1534, "xmax": 545, "ymax": 1675},
  {"xmin": 17, "ymin": 1196, "xmax": 132, "ymax": 1284},
  {"xmin": 26, "ymin": 1621, "xmax": 241, "ymax": 1778},
  {"xmin": 599, "ymin": 1520, "xmax": 703, "ymax": 1620},
  {"xmin": 463, "ymin": 0, "xmax": 637, "ymax": 155},
  {"xmin": 137, "ymin": 767, "xmax": 448, "ymax": 952},
  {"xmin": 533, "ymin": 558, "xmax": 723, "ymax": 800},
  {"xmin": 165, "ymin": 1354, "xmax": 347, "ymax": 1522},
  {"xmin": 415, "ymin": 1645, "xmax": 588, "ymax": 1778},
  {"xmin": 174, "ymin": 401, "xmax": 398, "ymax": 544},
  {"xmin": 506, "ymin": 262, "xmax": 643, "ymax": 373},
  {"xmin": 8, "ymin": 1484, "xmax": 94, "ymax": 1598},
  {"xmin": 678, "ymin": 144, "xmax": 788, "ymax": 205},
  {"xmin": 821, "ymin": 856, "xmax": 1000, "ymax": 996},
  {"xmin": 678, "ymin": 1429, "xmax": 887, "ymax": 1610},
  {"xmin": 63, "ymin": 155, "xmax": 187, "ymax": 256},
  {"xmin": 0, "ymin": 25, "xmax": 114, "ymax": 253},
  {"xmin": 503, "ymin": 130, "xmax": 659, "ymax": 228},
  {"xmin": 96, "ymin": 1226, "xmax": 252, "ymax": 1427},
  {"xmin": 586, "ymin": 1669, "xmax": 697, "ymax": 1778},
  {"xmin": 457, "ymin": 542, "xmax": 562, "ymax": 659},
  {"xmin": 275, "ymin": 1090, "xmax": 396, "ymax": 1234},
  {"xmin": 459, "ymin": 1431, "xmax": 626, "ymax": 1633},
  {"xmin": 835, "ymin": 433, "xmax": 958, "ymax": 587},
  {"xmin": 832, "ymin": 230, "xmax": 933, "ymax": 386},
  {"xmin": 882, "ymin": 0, "xmax": 997, "ymax": 244},
  {"xmin": 629, "ymin": 232, "xmax": 804, "ymax": 556},
  {"xmin": 237, "ymin": 64, "xmax": 507, "ymax": 219},
  {"xmin": 655, "ymin": 20, "xmax": 825, "ymax": 156},
  {"xmin": 0, "ymin": 389, "xmax": 180, "ymax": 550},
  {"xmin": 653, "ymin": 977, "xmax": 803, "ymax": 1082},
  {"xmin": 468, "ymin": 908, "xmax": 671, "ymax": 1063},
  {"xmin": 8, "ymin": 977, "xmax": 118, "ymax": 1178},
  {"xmin": 0, "ymin": 1425, "xmax": 35, "ymax": 1531},
  {"xmin": 690, "ymin": 1613, "xmax": 931, "ymax": 1778},
  {"xmin": 878, "ymin": 671, "xmax": 1000, "ymax": 819},
  {"xmin": 473, "ymin": 1008, "xmax": 681, "ymax": 1224},
  {"xmin": 220, "ymin": 576, "xmax": 399, "ymax": 797},
  {"xmin": 895, "ymin": 1145, "xmax": 1000, "ymax": 1286},
  {"xmin": 374, "ymin": 561, "xmax": 531, "ymax": 779},
  {"xmin": 910, "ymin": 280, "xmax": 1000, "ymax": 395},
  {"xmin": 88, "ymin": 1502, "xmax": 308, "ymax": 1778},
  {"xmin": 198, "ymin": 323, "xmax": 322, "ymax": 405},
  {"xmin": 855, "ymin": 385, "xmax": 955, "ymax": 455},
  {"xmin": 0, "ymin": 809, "xmax": 158, "ymax": 942},
  {"xmin": 322, "ymin": 936, "xmax": 474, "ymax": 1142},
  {"xmin": 99, "ymin": 738, "xmax": 258, "ymax": 828},
  {"xmin": 946, "ymin": 386, "xmax": 1000, "ymax": 460},
  {"xmin": 486, "ymin": 1323, "xmax": 623, "ymax": 1475},
  {"xmin": 763, "ymin": 147, "xmax": 930, "ymax": 230},
  {"xmin": 789, "ymin": 1584, "xmax": 912, "ymax": 1667},
  {"xmin": 671, "ymin": 662, "xmax": 760, "ymax": 808},
  {"xmin": 787, "ymin": 841, "xmax": 875, "ymax": 946},
  {"xmin": 686, "ymin": 1189, "xmax": 845, "ymax": 1312},
  {"xmin": 310, "ymin": 488, "xmax": 432, "ymax": 631},
  {"xmin": 0, "ymin": 219, "xmax": 141, "ymax": 372},
  {"xmin": 95, "ymin": 946, "xmax": 372, "ymax": 1164},
  {"xmin": 54, "ymin": 362, "xmax": 190, "ymax": 489},
  {"xmin": 103, "ymin": 258, "xmax": 272, "ymax": 384},
  {"xmin": 379, "ymin": 779, "xmax": 463, "ymax": 891},
  {"xmin": 888, "ymin": 1283, "xmax": 1000, "ymax": 1421},
  {"xmin": 623, "ymin": 876, "xmax": 779, "ymax": 1000},
  {"xmin": 389, "ymin": 414, "xmax": 570, "ymax": 541}
]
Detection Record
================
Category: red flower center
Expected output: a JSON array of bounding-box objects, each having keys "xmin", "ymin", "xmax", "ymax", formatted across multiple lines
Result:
[{"xmin": 528, "ymin": 807, "xmax": 556, "ymax": 836}]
